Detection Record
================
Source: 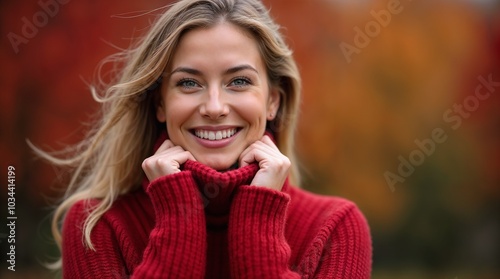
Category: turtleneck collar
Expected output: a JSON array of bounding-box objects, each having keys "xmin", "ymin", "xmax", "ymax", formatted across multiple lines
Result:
[
  {"xmin": 183, "ymin": 160, "xmax": 259, "ymax": 225},
  {"xmin": 147, "ymin": 130, "xmax": 290, "ymax": 226}
]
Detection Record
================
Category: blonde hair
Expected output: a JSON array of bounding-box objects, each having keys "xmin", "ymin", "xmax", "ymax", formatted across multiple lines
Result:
[{"xmin": 37, "ymin": 0, "xmax": 301, "ymax": 268}]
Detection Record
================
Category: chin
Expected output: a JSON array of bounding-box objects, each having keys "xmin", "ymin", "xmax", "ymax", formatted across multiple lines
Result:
[{"xmin": 197, "ymin": 156, "xmax": 237, "ymax": 171}]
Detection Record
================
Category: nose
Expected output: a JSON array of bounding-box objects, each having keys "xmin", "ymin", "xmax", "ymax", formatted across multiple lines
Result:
[{"xmin": 200, "ymin": 86, "xmax": 229, "ymax": 119}]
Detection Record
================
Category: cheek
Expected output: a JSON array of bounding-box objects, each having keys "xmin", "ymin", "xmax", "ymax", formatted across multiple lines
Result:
[
  {"xmin": 164, "ymin": 96, "xmax": 195, "ymax": 132},
  {"xmin": 233, "ymin": 97, "xmax": 268, "ymax": 128}
]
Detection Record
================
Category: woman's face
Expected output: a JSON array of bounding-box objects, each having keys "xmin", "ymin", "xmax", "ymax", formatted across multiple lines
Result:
[{"xmin": 157, "ymin": 22, "xmax": 280, "ymax": 170}]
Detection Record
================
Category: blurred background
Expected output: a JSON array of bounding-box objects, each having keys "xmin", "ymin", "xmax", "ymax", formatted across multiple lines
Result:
[{"xmin": 1, "ymin": 0, "xmax": 499, "ymax": 278}]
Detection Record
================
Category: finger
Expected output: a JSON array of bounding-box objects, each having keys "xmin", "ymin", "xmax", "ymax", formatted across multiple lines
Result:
[
  {"xmin": 178, "ymin": 150, "xmax": 196, "ymax": 164},
  {"xmin": 166, "ymin": 145, "xmax": 186, "ymax": 154},
  {"xmin": 256, "ymin": 140, "xmax": 279, "ymax": 155},
  {"xmin": 260, "ymin": 135, "xmax": 279, "ymax": 149},
  {"xmin": 249, "ymin": 140, "xmax": 276, "ymax": 157},
  {"xmin": 156, "ymin": 148, "xmax": 194, "ymax": 166},
  {"xmin": 155, "ymin": 140, "xmax": 175, "ymax": 154},
  {"xmin": 239, "ymin": 141, "xmax": 262, "ymax": 167},
  {"xmin": 238, "ymin": 140, "xmax": 255, "ymax": 167},
  {"xmin": 239, "ymin": 144, "xmax": 256, "ymax": 167},
  {"xmin": 240, "ymin": 144, "xmax": 274, "ymax": 168},
  {"xmin": 145, "ymin": 150, "xmax": 194, "ymax": 177},
  {"xmin": 239, "ymin": 139, "xmax": 276, "ymax": 165},
  {"xmin": 154, "ymin": 146, "xmax": 186, "ymax": 160},
  {"xmin": 258, "ymin": 138, "xmax": 289, "ymax": 164}
]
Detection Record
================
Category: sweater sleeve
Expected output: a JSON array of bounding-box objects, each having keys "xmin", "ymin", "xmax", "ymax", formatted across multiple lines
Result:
[
  {"xmin": 228, "ymin": 186, "xmax": 301, "ymax": 278},
  {"xmin": 62, "ymin": 171, "xmax": 207, "ymax": 279},
  {"xmin": 299, "ymin": 203, "xmax": 372, "ymax": 279},
  {"xmin": 227, "ymin": 186, "xmax": 372, "ymax": 279}
]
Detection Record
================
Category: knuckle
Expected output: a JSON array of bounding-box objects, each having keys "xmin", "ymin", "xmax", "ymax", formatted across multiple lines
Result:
[
  {"xmin": 278, "ymin": 157, "xmax": 291, "ymax": 169},
  {"xmin": 156, "ymin": 158, "xmax": 168, "ymax": 167},
  {"xmin": 142, "ymin": 158, "xmax": 152, "ymax": 168},
  {"xmin": 164, "ymin": 140, "xmax": 173, "ymax": 146},
  {"xmin": 172, "ymin": 146, "xmax": 184, "ymax": 152}
]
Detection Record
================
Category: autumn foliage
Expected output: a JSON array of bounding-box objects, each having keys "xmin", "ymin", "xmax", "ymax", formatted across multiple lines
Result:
[{"xmin": 1, "ymin": 0, "xmax": 499, "ymax": 277}]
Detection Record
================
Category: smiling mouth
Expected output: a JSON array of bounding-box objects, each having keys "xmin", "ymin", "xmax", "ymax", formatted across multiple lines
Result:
[{"xmin": 193, "ymin": 128, "xmax": 239, "ymax": 141}]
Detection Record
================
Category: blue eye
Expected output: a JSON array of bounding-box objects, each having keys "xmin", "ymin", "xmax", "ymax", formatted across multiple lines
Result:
[
  {"xmin": 178, "ymin": 79, "xmax": 199, "ymax": 88},
  {"xmin": 230, "ymin": 77, "xmax": 251, "ymax": 87}
]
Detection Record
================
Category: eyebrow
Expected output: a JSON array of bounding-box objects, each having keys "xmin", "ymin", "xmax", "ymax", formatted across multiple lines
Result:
[
  {"xmin": 169, "ymin": 64, "xmax": 258, "ymax": 77},
  {"xmin": 223, "ymin": 64, "xmax": 259, "ymax": 75}
]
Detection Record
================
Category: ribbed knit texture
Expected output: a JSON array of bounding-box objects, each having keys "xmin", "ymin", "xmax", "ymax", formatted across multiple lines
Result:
[{"xmin": 62, "ymin": 135, "xmax": 372, "ymax": 278}]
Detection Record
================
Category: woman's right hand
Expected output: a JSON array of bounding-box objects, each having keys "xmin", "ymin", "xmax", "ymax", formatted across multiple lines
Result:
[{"xmin": 142, "ymin": 140, "xmax": 196, "ymax": 181}]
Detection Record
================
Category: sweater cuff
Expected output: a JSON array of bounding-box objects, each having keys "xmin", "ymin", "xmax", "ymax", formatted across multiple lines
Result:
[
  {"xmin": 136, "ymin": 171, "xmax": 207, "ymax": 278},
  {"xmin": 231, "ymin": 185, "xmax": 290, "ymax": 227},
  {"xmin": 229, "ymin": 186, "xmax": 297, "ymax": 278}
]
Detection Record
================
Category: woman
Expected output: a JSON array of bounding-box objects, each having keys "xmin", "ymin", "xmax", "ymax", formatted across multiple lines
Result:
[{"xmin": 44, "ymin": 0, "xmax": 372, "ymax": 277}]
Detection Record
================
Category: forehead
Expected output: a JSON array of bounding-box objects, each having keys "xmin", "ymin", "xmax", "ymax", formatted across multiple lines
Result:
[{"xmin": 169, "ymin": 22, "xmax": 265, "ymax": 72}]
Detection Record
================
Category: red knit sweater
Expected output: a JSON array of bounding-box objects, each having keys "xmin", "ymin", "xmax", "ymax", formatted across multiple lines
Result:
[{"xmin": 62, "ymin": 157, "xmax": 372, "ymax": 278}]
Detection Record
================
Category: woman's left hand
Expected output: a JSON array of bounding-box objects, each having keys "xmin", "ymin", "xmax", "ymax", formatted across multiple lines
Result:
[{"xmin": 239, "ymin": 135, "xmax": 290, "ymax": 191}]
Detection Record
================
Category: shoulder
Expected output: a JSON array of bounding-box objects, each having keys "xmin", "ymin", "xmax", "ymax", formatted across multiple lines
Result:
[
  {"xmin": 64, "ymin": 188, "xmax": 152, "ymax": 234},
  {"xmin": 286, "ymin": 187, "xmax": 372, "ymax": 277},
  {"xmin": 286, "ymin": 186, "xmax": 370, "ymax": 239},
  {"xmin": 64, "ymin": 199, "xmax": 99, "ymax": 231},
  {"xmin": 62, "ymin": 190, "xmax": 152, "ymax": 277},
  {"xmin": 289, "ymin": 187, "xmax": 365, "ymax": 220}
]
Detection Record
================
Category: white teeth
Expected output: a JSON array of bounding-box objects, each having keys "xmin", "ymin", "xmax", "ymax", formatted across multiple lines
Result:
[
  {"xmin": 209, "ymin": 131, "xmax": 215, "ymax": 140},
  {"xmin": 194, "ymin": 128, "xmax": 237, "ymax": 141}
]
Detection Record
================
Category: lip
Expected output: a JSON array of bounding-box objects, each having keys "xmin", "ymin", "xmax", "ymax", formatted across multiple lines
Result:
[
  {"xmin": 189, "ymin": 126, "xmax": 241, "ymax": 148},
  {"xmin": 191, "ymin": 125, "xmax": 239, "ymax": 131}
]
